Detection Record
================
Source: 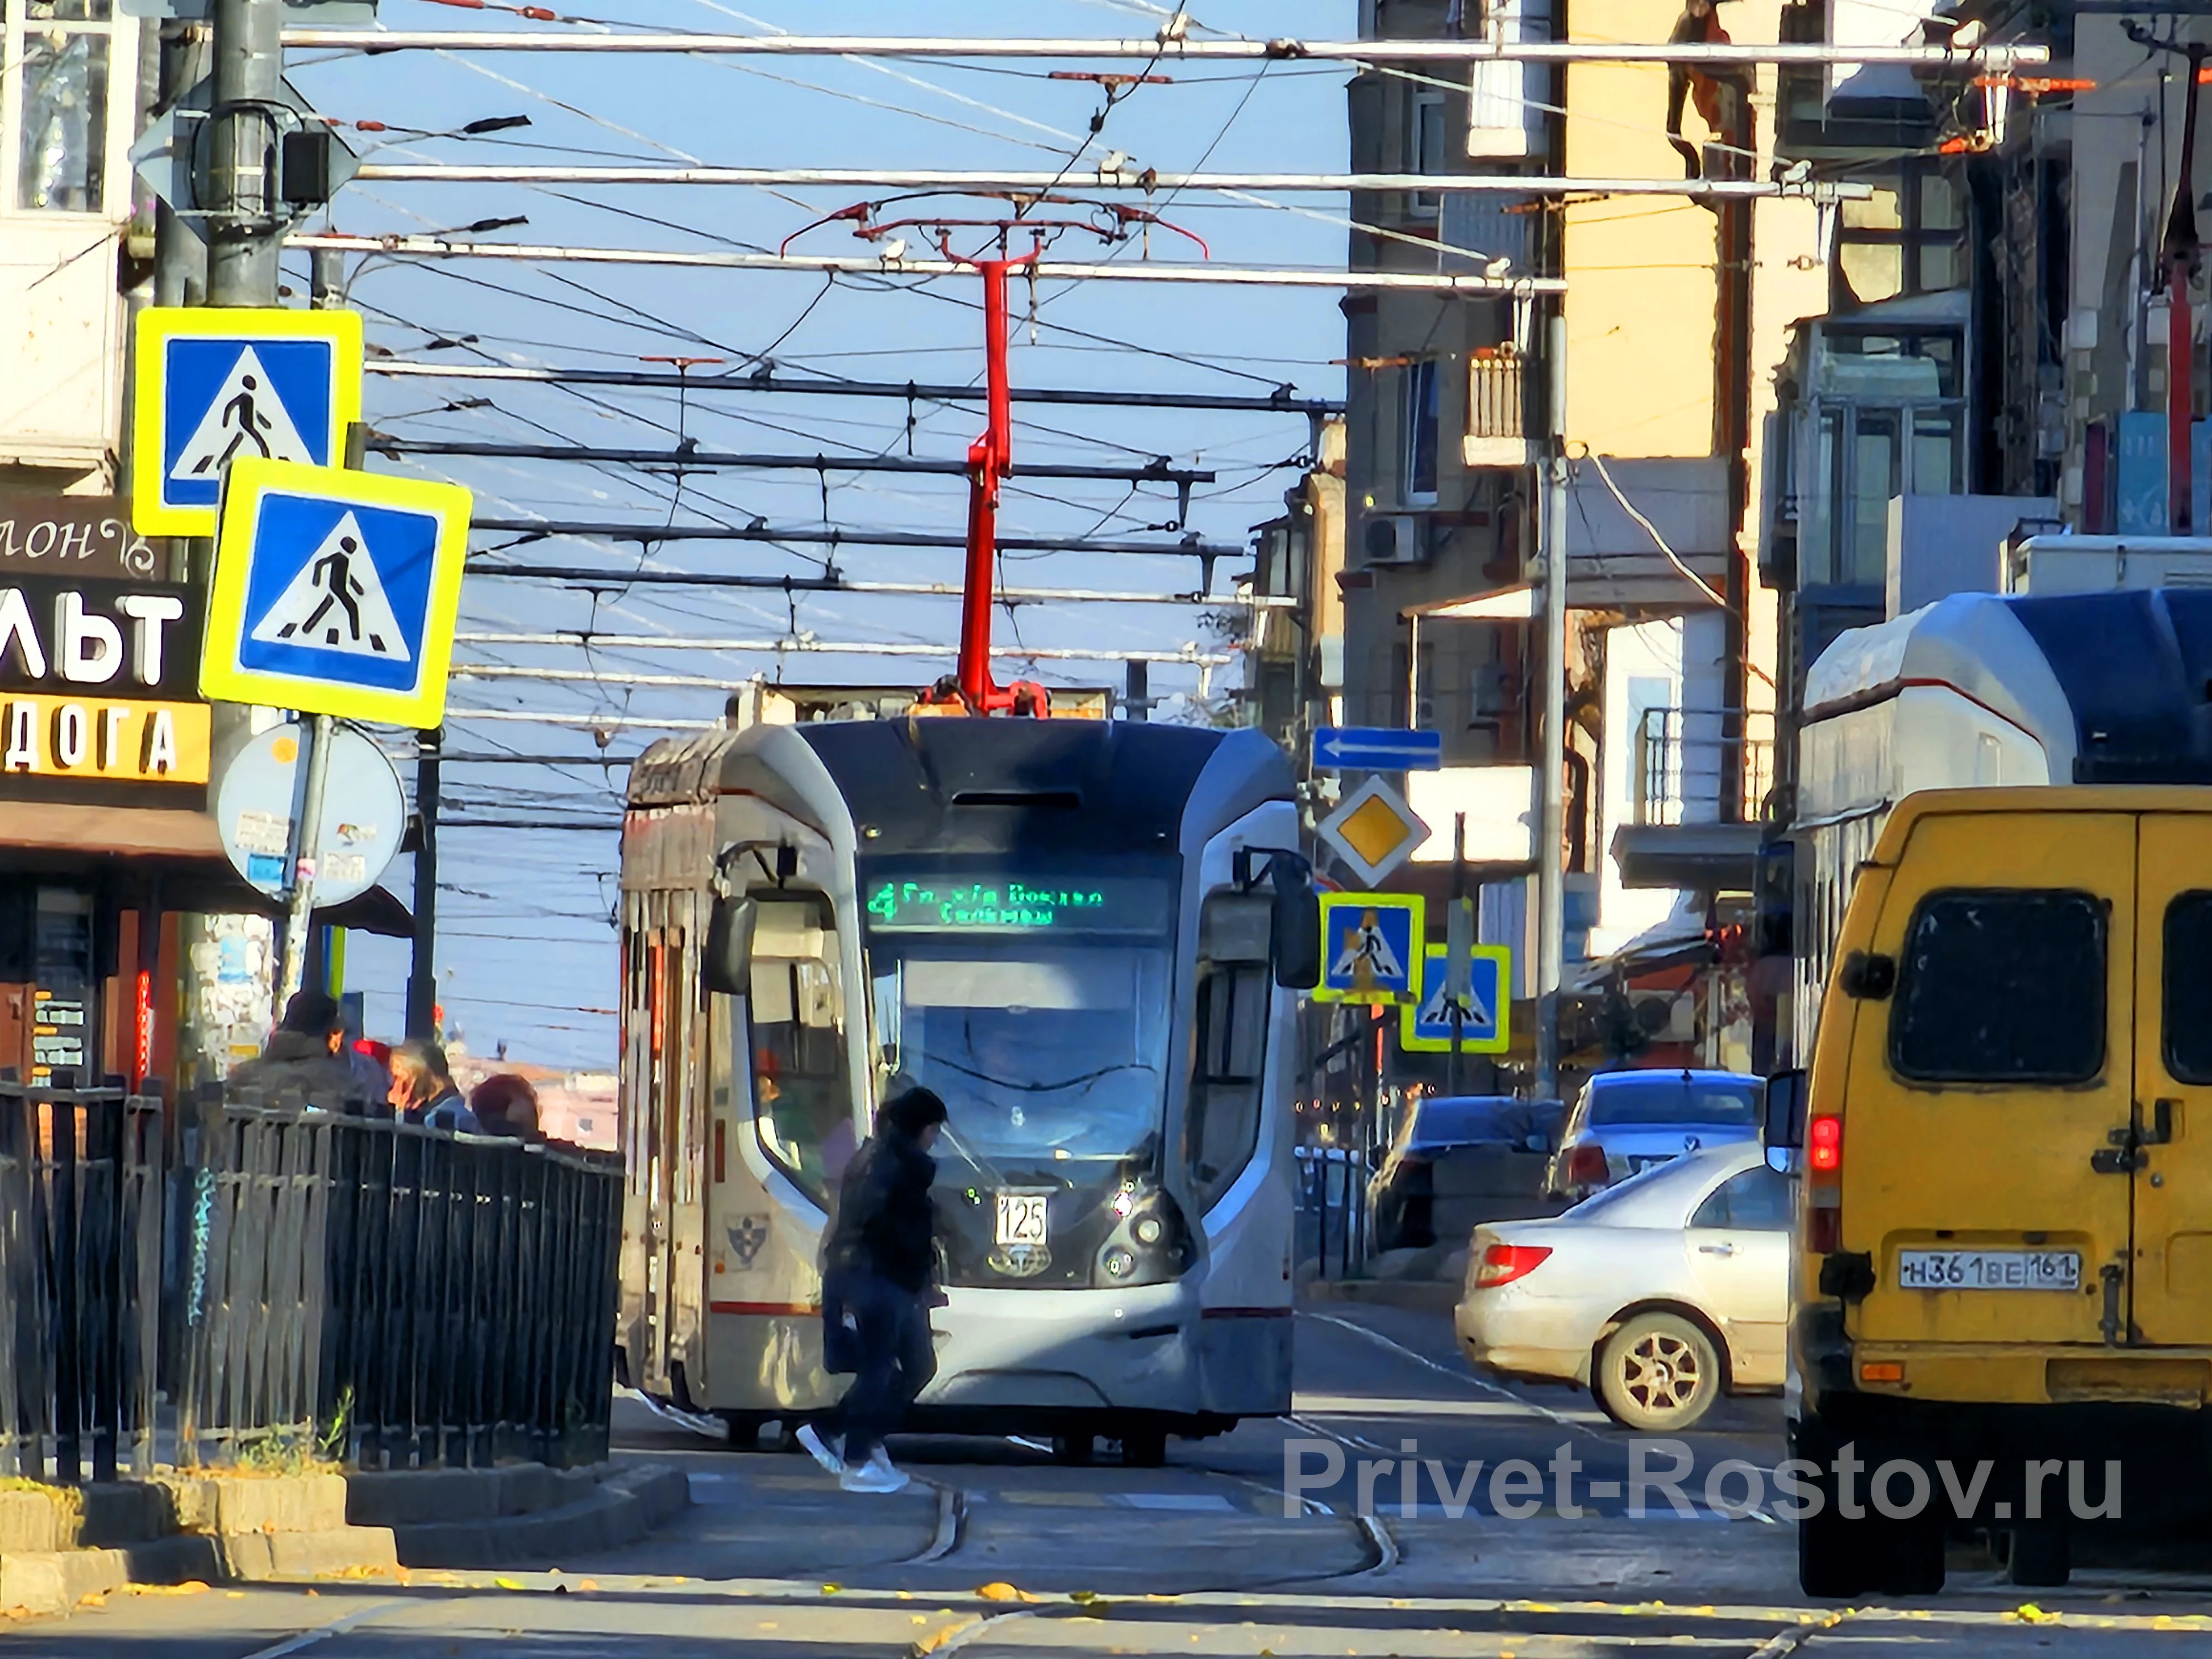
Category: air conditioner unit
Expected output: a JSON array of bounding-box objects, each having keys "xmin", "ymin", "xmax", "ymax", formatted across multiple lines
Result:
[{"xmin": 1362, "ymin": 513, "xmax": 1427, "ymax": 567}]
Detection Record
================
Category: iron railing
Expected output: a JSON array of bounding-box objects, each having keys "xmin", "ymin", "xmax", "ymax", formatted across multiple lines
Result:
[
  {"xmin": 3, "ymin": 1079, "xmax": 621, "ymax": 1480},
  {"xmin": 1631, "ymin": 706, "xmax": 1776, "ymax": 826},
  {"xmin": 175, "ymin": 1095, "xmax": 623, "ymax": 1470},
  {"xmin": 0, "ymin": 1084, "xmax": 165, "ymax": 1481}
]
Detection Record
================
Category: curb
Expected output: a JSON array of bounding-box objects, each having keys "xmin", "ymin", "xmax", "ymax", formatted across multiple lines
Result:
[
  {"xmin": 389, "ymin": 1465, "xmax": 691, "ymax": 1568},
  {"xmin": 2, "ymin": 1463, "xmax": 689, "ymax": 1618},
  {"xmin": 2, "ymin": 1535, "xmax": 225, "ymax": 1617}
]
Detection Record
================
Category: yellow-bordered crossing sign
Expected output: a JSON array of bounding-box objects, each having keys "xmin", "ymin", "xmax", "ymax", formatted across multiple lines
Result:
[
  {"xmin": 1401, "ymin": 942, "xmax": 1512, "ymax": 1053},
  {"xmin": 132, "ymin": 307, "xmax": 363, "ymax": 536},
  {"xmin": 1313, "ymin": 891, "xmax": 1425, "ymax": 1005},
  {"xmin": 200, "ymin": 458, "xmax": 471, "ymax": 727}
]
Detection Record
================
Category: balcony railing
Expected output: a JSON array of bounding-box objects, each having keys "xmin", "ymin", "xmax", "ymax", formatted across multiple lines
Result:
[{"xmin": 1632, "ymin": 707, "xmax": 1776, "ymax": 827}]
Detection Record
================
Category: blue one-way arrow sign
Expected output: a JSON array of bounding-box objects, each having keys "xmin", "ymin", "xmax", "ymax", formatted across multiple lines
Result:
[{"xmin": 1313, "ymin": 727, "xmax": 1443, "ymax": 771}]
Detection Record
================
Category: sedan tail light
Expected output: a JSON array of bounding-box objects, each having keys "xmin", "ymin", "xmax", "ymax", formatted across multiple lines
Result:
[
  {"xmin": 1564, "ymin": 1142, "xmax": 1609, "ymax": 1188},
  {"xmin": 1475, "ymin": 1243, "xmax": 1553, "ymax": 1288}
]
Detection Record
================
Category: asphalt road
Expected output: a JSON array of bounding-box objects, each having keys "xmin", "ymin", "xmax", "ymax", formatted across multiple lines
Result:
[{"xmin": 8, "ymin": 1300, "xmax": 2210, "ymax": 1658}]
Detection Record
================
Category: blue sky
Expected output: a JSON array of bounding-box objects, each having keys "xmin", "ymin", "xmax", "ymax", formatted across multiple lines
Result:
[{"xmin": 286, "ymin": 0, "xmax": 1355, "ymax": 1066}]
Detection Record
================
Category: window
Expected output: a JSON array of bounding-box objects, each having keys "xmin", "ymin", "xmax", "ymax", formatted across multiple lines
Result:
[
  {"xmin": 1587, "ymin": 1076, "xmax": 1760, "ymax": 1128},
  {"xmin": 2163, "ymin": 893, "xmax": 2212, "ymax": 1084},
  {"xmin": 745, "ymin": 894, "xmax": 854, "ymax": 1206},
  {"xmin": 1405, "ymin": 90, "xmax": 1446, "ymax": 217},
  {"xmin": 1890, "ymin": 889, "xmax": 2107, "ymax": 1083},
  {"xmin": 1403, "ymin": 359, "xmax": 1440, "ymax": 502},
  {"xmin": 1833, "ymin": 161, "xmax": 1967, "ymax": 311},
  {"xmin": 8, "ymin": 0, "xmax": 117, "ymax": 214},
  {"xmin": 1186, "ymin": 893, "xmax": 1272, "ymax": 1210},
  {"xmin": 1691, "ymin": 1167, "xmax": 1791, "ymax": 1231}
]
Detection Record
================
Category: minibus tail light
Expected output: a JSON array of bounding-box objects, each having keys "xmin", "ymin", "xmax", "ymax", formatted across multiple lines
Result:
[{"xmin": 1808, "ymin": 1115, "xmax": 1843, "ymax": 1172}]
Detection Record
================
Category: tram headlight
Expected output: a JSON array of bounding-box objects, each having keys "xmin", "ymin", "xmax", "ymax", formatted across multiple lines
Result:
[
  {"xmin": 1103, "ymin": 1245, "xmax": 1137, "ymax": 1279},
  {"xmin": 1133, "ymin": 1214, "xmax": 1163, "ymax": 1246}
]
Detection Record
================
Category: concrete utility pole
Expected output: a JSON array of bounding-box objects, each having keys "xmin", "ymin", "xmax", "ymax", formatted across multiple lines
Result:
[
  {"xmin": 1535, "ymin": 311, "xmax": 1569, "ymax": 1104},
  {"xmin": 207, "ymin": 0, "xmax": 283, "ymax": 306}
]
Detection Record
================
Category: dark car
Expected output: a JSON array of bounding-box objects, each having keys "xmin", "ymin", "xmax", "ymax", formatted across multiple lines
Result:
[{"xmin": 1368, "ymin": 1094, "xmax": 1566, "ymax": 1254}]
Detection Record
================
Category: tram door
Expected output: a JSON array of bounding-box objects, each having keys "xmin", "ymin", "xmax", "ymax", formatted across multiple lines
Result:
[{"xmin": 624, "ymin": 886, "xmax": 707, "ymax": 1401}]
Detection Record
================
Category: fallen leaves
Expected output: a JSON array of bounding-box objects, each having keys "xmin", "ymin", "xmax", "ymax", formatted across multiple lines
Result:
[{"xmin": 975, "ymin": 1583, "xmax": 1040, "ymax": 1603}]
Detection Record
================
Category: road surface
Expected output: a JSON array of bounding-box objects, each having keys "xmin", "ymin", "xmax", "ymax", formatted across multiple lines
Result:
[{"xmin": 6, "ymin": 1301, "xmax": 2206, "ymax": 1658}]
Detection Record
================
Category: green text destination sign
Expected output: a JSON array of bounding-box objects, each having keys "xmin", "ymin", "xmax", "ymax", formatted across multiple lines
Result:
[{"xmin": 864, "ymin": 874, "xmax": 1168, "ymax": 933}]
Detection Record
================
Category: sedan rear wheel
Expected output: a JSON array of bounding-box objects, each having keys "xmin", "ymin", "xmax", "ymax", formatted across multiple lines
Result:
[{"xmin": 1596, "ymin": 1312, "xmax": 1720, "ymax": 1432}]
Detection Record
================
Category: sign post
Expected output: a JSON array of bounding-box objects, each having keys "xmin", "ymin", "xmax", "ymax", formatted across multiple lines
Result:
[{"xmin": 199, "ymin": 456, "xmax": 471, "ymax": 1004}]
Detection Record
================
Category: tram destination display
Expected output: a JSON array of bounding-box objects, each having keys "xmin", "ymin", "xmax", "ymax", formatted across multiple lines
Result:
[{"xmin": 864, "ymin": 872, "xmax": 1168, "ymax": 933}]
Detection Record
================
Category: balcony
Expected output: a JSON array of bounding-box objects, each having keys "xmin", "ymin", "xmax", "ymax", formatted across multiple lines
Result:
[{"xmin": 1613, "ymin": 707, "xmax": 1775, "ymax": 891}]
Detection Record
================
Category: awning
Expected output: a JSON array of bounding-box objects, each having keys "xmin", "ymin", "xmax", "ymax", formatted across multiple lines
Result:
[{"xmin": 0, "ymin": 800, "xmax": 414, "ymax": 938}]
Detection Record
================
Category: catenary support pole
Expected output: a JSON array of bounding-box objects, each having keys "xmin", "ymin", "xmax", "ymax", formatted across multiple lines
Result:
[
  {"xmin": 1536, "ymin": 311, "xmax": 1569, "ymax": 1104},
  {"xmin": 207, "ymin": 0, "xmax": 281, "ymax": 305}
]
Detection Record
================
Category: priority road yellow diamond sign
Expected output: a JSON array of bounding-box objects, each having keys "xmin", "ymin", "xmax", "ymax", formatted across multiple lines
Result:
[{"xmin": 1317, "ymin": 776, "xmax": 1430, "ymax": 886}]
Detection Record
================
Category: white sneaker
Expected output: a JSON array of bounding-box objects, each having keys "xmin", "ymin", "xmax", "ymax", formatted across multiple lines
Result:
[
  {"xmin": 839, "ymin": 1450, "xmax": 910, "ymax": 1494},
  {"xmin": 796, "ymin": 1423, "xmax": 846, "ymax": 1476}
]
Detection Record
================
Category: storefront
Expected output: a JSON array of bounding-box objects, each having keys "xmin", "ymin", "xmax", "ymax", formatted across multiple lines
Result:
[{"xmin": 0, "ymin": 495, "xmax": 409, "ymax": 1091}]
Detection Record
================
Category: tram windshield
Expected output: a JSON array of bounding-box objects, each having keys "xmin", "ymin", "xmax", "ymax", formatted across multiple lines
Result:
[{"xmin": 864, "ymin": 869, "xmax": 1175, "ymax": 1175}]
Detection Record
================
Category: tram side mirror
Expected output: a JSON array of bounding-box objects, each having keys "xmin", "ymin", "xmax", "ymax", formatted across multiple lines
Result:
[
  {"xmin": 1269, "ymin": 859, "xmax": 1322, "ymax": 991},
  {"xmin": 1764, "ymin": 1068, "xmax": 1807, "ymax": 1171},
  {"xmin": 705, "ymin": 895, "xmax": 759, "ymax": 998}
]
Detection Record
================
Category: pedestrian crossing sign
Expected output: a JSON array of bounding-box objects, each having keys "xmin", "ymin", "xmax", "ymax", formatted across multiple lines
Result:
[
  {"xmin": 1401, "ymin": 942, "xmax": 1512, "ymax": 1053},
  {"xmin": 131, "ymin": 307, "xmax": 363, "ymax": 535},
  {"xmin": 201, "ymin": 458, "xmax": 472, "ymax": 726},
  {"xmin": 1312, "ymin": 891, "xmax": 1424, "ymax": 1005}
]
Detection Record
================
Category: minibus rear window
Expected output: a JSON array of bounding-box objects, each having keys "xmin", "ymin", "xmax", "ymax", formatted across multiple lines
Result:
[
  {"xmin": 2163, "ymin": 892, "xmax": 2212, "ymax": 1083},
  {"xmin": 1890, "ymin": 889, "xmax": 2106, "ymax": 1084}
]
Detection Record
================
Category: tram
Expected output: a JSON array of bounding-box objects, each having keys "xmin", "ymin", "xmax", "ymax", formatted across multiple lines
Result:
[{"xmin": 613, "ymin": 695, "xmax": 1321, "ymax": 1458}]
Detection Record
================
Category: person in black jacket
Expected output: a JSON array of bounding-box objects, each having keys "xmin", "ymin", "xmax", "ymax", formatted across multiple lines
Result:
[
  {"xmin": 797, "ymin": 1084, "xmax": 947, "ymax": 1493},
  {"xmin": 229, "ymin": 992, "xmax": 374, "ymax": 1114}
]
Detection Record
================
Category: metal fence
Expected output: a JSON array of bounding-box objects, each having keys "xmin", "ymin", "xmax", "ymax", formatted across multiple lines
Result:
[
  {"xmin": 3, "ymin": 1080, "xmax": 622, "ymax": 1480},
  {"xmin": 0, "ymin": 1084, "xmax": 165, "ymax": 1481}
]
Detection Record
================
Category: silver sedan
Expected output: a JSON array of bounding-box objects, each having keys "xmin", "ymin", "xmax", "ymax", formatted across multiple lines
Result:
[{"xmin": 1453, "ymin": 1142, "xmax": 1788, "ymax": 1432}]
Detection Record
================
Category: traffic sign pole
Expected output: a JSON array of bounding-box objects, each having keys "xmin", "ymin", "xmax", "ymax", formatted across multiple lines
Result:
[
  {"xmin": 278, "ymin": 712, "xmax": 335, "ymax": 1008},
  {"xmin": 1448, "ymin": 812, "xmax": 1466, "ymax": 1096}
]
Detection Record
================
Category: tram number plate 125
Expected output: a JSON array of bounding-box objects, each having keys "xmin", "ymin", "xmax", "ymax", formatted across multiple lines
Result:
[{"xmin": 995, "ymin": 1191, "xmax": 1050, "ymax": 1246}]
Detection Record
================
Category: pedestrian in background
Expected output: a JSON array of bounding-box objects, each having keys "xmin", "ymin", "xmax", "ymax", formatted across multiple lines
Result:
[
  {"xmin": 230, "ymin": 992, "xmax": 372, "ymax": 1113},
  {"xmin": 471, "ymin": 1073, "xmax": 544, "ymax": 1142},
  {"xmin": 797, "ymin": 1084, "xmax": 948, "ymax": 1494},
  {"xmin": 388, "ymin": 1039, "xmax": 483, "ymax": 1133}
]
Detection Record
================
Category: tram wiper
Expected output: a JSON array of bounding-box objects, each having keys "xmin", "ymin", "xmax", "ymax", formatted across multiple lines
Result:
[
  {"xmin": 931, "ymin": 1055, "xmax": 1157, "ymax": 1094},
  {"xmin": 933, "ymin": 1119, "xmax": 1014, "ymax": 1188}
]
